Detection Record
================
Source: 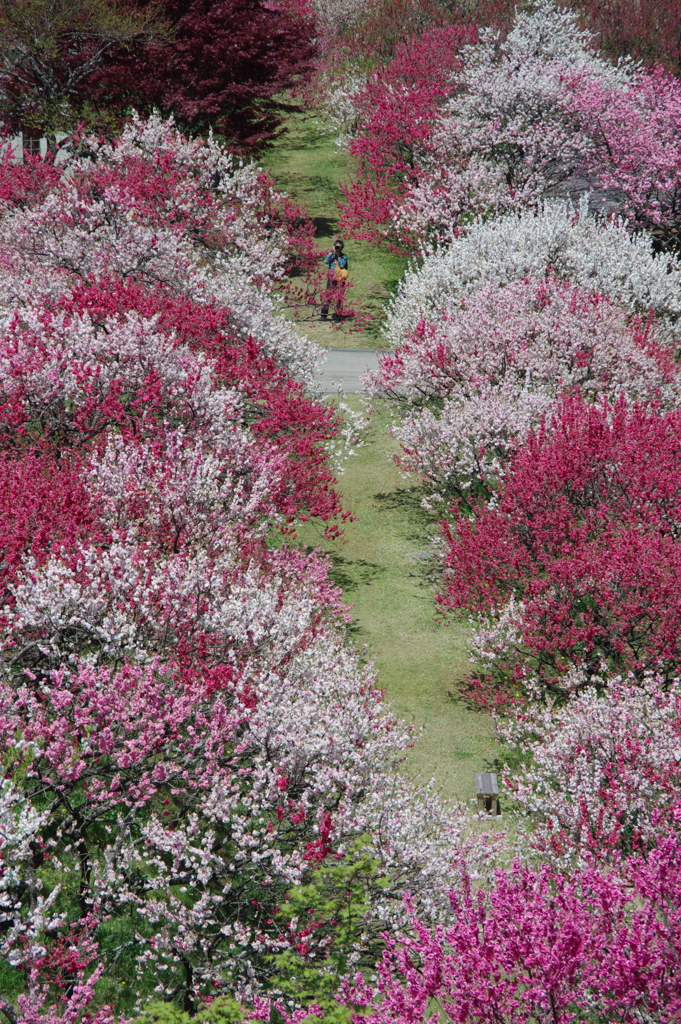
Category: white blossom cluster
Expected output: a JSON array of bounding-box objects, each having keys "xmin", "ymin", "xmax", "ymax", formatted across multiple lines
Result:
[
  {"xmin": 317, "ymin": 74, "xmax": 368, "ymax": 146},
  {"xmin": 386, "ymin": 195, "xmax": 681, "ymax": 348},
  {"xmin": 0, "ymin": 780, "xmax": 56, "ymax": 966}
]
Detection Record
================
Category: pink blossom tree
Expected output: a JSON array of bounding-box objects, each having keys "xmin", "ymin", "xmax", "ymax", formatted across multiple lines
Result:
[
  {"xmin": 367, "ymin": 276, "xmax": 680, "ymax": 496},
  {"xmin": 499, "ymin": 674, "xmax": 681, "ymax": 867},
  {"xmin": 569, "ymin": 65, "xmax": 681, "ymax": 246}
]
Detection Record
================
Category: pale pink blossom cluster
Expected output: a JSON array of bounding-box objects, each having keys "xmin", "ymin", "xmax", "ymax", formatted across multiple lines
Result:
[
  {"xmin": 376, "ymin": 194, "xmax": 681, "ymax": 489},
  {"xmin": 370, "ymin": 273, "xmax": 680, "ymax": 491},
  {"xmin": 498, "ymin": 674, "xmax": 681, "ymax": 868}
]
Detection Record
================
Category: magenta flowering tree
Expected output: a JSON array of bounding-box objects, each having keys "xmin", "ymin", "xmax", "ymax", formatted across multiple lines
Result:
[
  {"xmin": 0, "ymin": 649, "xmax": 403, "ymax": 999},
  {"xmin": 0, "ymin": 283, "xmax": 348, "ymax": 533},
  {"xmin": 336, "ymin": 23, "xmax": 476, "ymax": 251},
  {"xmin": 0, "ymin": 151, "xmax": 64, "ymax": 217},
  {"xmin": 335, "ymin": 836, "xmax": 681, "ymax": 1024}
]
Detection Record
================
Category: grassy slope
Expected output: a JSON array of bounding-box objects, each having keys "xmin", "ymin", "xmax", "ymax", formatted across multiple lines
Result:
[
  {"xmin": 301, "ymin": 402, "xmax": 501, "ymax": 802},
  {"xmin": 263, "ymin": 115, "xmax": 406, "ymax": 350}
]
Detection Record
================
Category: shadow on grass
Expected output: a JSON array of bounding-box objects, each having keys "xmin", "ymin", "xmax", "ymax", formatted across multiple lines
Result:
[
  {"xmin": 328, "ymin": 552, "xmax": 385, "ymax": 592},
  {"xmin": 381, "ymin": 273, "xmax": 406, "ymax": 294},
  {"xmin": 373, "ymin": 486, "xmax": 436, "ymax": 533},
  {"xmin": 313, "ymin": 214, "xmax": 338, "ymax": 236},
  {"xmin": 304, "ymin": 175, "xmax": 340, "ymax": 198},
  {"xmin": 373, "ymin": 487, "xmax": 445, "ymax": 590}
]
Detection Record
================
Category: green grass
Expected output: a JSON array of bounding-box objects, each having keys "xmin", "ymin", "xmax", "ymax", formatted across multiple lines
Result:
[
  {"xmin": 0, "ymin": 959, "xmax": 23, "ymax": 1002},
  {"xmin": 301, "ymin": 401, "xmax": 501, "ymax": 803},
  {"xmin": 262, "ymin": 114, "xmax": 407, "ymax": 350}
]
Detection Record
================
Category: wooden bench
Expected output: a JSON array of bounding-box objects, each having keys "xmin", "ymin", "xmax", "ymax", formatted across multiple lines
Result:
[{"xmin": 476, "ymin": 772, "xmax": 500, "ymax": 816}]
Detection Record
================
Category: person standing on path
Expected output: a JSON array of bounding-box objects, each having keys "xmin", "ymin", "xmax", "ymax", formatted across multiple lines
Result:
[{"xmin": 321, "ymin": 238, "xmax": 348, "ymax": 321}]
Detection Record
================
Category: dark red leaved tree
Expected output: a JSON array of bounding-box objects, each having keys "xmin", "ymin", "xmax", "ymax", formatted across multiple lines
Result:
[
  {"xmin": 574, "ymin": 0, "xmax": 681, "ymax": 72},
  {"xmin": 92, "ymin": 0, "xmax": 317, "ymax": 150}
]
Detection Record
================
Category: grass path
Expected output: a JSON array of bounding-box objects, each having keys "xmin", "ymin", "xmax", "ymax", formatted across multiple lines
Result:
[
  {"xmin": 268, "ymin": 117, "xmax": 500, "ymax": 804},
  {"xmin": 301, "ymin": 404, "xmax": 501, "ymax": 803},
  {"xmin": 264, "ymin": 115, "xmax": 406, "ymax": 349}
]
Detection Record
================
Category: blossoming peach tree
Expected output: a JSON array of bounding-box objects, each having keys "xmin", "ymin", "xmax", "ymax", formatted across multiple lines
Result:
[
  {"xmin": 441, "ymin": 397, "xmax": 681, "ymax": 692},
  {"xmin": 368, "ymin": 198, "xmax": 681, "ymax": 502},
  {"xmin": 332, "ymin": 835, "xmax": 681, "ymax": 1024},
  {"xmin": 498, "ymin": 673, "xmax": 681, "ymax": 867},
  {"xmin": 367, "ymin": 275, "xmax": 681, "ymax": 496}
]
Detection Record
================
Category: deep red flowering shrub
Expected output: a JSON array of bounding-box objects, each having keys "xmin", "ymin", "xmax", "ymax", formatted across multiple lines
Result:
[
  {"xmin": 0, "ymin": 152, "xmax": 63, "ymax": 215},
  {"xmin": 0, "ymin": 452, "xmax": 102, "ymax": 592},
  {"xmin": 441, "ymin": 397, "xmax": 681, "ymax": 688},
  {"xmin": 99, "ymin": 0, "xmax": 318, "ymax": 151},
  {"xmin": 0, "ymin": 0, "xmax": 317, "ymax": 152},
  {"xmin": 337, "ymin": 23, "xmax": 475, "ymax": 249}
]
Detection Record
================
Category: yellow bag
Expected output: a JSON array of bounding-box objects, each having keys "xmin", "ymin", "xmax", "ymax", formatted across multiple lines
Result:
[{"xmin": 334, "ymin": 266, "xmax": 349, "ymax": 281}]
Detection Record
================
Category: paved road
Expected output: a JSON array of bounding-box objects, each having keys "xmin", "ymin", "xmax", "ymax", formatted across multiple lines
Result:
[{"xmin": 315, "ymin": 348, "xmax": 381, "ymax": 394}]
